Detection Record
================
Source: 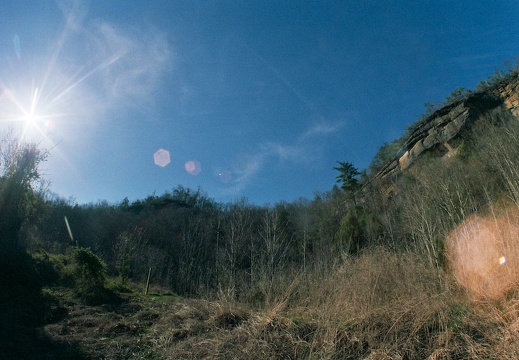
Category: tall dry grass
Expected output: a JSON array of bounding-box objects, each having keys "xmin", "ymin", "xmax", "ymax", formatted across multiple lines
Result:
[
  {"xmin": 290, "ymin": 248, "xmax": 452, "ymax": 358},
  {"xmin": 136, "ymin": 238, "xmax": 519, "ymax": 356},
  {"xmin": 249, "ymin": 247, "xmax": 519, "ymax": 359},
  {"xmin": 151, "ymin": 247, "xmax": 458, "ymax": 359},
  {"xmin": 43, "ymin": 246, "xmax": 519, "ymax": 359}
]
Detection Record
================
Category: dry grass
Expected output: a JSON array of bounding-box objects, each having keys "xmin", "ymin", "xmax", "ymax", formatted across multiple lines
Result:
[{"xmin": 39, "ymin": 247, "xmax": 519, "ymax": 359}]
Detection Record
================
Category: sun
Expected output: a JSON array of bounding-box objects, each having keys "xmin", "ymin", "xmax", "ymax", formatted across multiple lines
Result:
[
  {"xmin": 24, "ymin": 112, "xmax": 37, "ymax": 124},
  {"xmin": 16, "ymin": 87, "xmax": 46, "ymax": 136},
  {"xmin": 0, "ymin": 85, "xmax": 54, "ymax": 142},
  {"xmin": 22, "ymin": 109, "xmax": 39, "ymax": 127},
  {"xmin": 20, "ymin": 111, "xmax": 43, "ymax": 137}
]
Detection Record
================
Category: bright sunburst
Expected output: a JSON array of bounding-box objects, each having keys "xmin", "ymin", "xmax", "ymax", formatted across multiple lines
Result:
[
  {"xmin": 1, "ymin": 19, "xmax": 112, "ymax": 145},
  {"xmin": 21, "ymin": 88, "xmax": 43, "ymax": 129},
  {"xmin": 0, "ymin": 84, "xmax": 52, "ymax": 142}
]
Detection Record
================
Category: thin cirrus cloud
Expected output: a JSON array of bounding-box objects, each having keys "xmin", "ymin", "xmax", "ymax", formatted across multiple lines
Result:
[
  {"xmin": 300, "ymin": 122, "xmax": 344, "ymax": 140},
  {"xmin": 221, "ymin": 121, "xmax": 344, "ymax": 196},
  {"xmin": 52, "ymin": 0, "xmax": 173, "ymax": 120},
  {"xmin": 92, "ymin": 23, "xmax": 172, "ymax": 103},
  {"xmin": 75, "ymin": 24, "xmax": 172, "ymax": 113}
]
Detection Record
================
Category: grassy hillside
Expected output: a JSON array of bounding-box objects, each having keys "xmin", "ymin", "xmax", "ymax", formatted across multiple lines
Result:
[
  {"xmin": 32, "ymin": 250, "xmax": 519, "ymax": 359},
  {"xmin": 3, "ymin": 66, "xmax": 519, "ymax": 358}
]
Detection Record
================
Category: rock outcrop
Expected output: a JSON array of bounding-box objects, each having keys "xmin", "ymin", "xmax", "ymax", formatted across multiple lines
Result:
[{"xmin": 375, "ymin": 73, "xmax": 519, "ymax": 180}]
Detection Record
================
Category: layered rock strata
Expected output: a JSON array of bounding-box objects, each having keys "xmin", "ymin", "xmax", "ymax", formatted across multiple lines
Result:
[{"xmin": 376, "ymin": 73, "xmax": 519, "ymax": 180}]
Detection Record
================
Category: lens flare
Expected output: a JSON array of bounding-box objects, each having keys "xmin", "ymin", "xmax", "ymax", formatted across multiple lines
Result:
[
  {"xmin": 218, "ymin": 170, "xmax": 232, "ymax": 183},
  {"xmin": 44, "ymin": 120, "xmax": 55, "ymax": 130},
  {"xmin": 446, "ymin": 208, "xmax": 519, "ymax": 299},
  {"xmin": 184, "ymin": 160, "xmax": 201, "ymax": 175},
  {"xmin": 153, "ymin": 148, "xmax": 170, "ymax": 167}
]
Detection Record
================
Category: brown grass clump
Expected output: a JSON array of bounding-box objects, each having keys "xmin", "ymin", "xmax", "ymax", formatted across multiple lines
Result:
[
  {"xmin": 43, "ymin": 292, "xmax": 153, "ymax": 359},
  {"xmin": 287, "ymin": 247, "xmax": 505, "ymax": 359}
]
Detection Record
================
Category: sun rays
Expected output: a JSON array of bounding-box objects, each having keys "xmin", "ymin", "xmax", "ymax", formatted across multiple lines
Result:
[
  {"xmin": 0, "ymin": 4, "xmax": 127, "ymax": 198},
  {"xmin": 0, "ymin": 1, "xmax": 157, "ymax": 148}
]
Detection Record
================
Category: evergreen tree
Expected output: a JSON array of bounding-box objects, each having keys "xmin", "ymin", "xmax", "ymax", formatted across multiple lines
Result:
[{"xmin": 334, "ymin": 161, "xmax": 360, "ymax": 204}]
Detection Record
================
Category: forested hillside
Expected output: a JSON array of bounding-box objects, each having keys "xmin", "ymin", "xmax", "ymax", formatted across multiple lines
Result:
[{"xmin": 3, "ymin": 66, "xmax": 519, "ymax": 358}]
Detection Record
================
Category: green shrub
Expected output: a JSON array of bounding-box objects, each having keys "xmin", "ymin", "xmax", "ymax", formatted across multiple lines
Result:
[
  {"xmin": 67, "ymin": 247, "xmax": 107, "ymax": 302},
  {"xmin": 32, "ymin": 251, "xmax": 68, "ymax": 285}
]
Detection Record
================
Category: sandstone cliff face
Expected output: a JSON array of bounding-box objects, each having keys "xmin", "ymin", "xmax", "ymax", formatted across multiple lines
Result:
[
  {"xmin": 496, "ymin": 75, "xmax": 519, "ymax": 117},
  {"xmin": 376, "ymin": 73, "xmax": 519, "ymax": 180}
]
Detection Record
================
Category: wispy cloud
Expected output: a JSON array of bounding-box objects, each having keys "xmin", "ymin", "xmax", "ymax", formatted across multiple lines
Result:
[
  {"xmin": 300, "ymin": 122, "xmax": 344, "ymax": 140},
  {"xmin": 42, "ymin": 0, "xmax": 174, "ymax": 120},
  {"xmin": 89, "ymin": 22, "xmax": 172, "ymax": 104},
  {"xmin": 228, "ymin": 153, "xmax": 267, "ymax": 194},
  {"xmin": 220, "ymin": 121, "xmax": 343, "ymax": 197},
  {"xmin": 260, "ymin": 142, "xmax": 305, "ymax": 162}
]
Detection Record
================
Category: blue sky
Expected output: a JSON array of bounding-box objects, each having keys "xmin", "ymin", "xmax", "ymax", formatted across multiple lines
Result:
[{"xmin": 1, "ymin": 1, "xmax": 518, "ymax": 205}]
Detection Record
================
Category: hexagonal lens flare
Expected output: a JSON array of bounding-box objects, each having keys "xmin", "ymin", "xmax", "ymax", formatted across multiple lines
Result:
[
  {"xmin": 218, "ymin": 170, "xmax": 232, "ymax": 183},
  {"xmin": 153, "ymin": 148, "xmax": 170, "ymax": 167},
  {"xmin": 185, "ymin": 160, "xmax": 201, "ymax": 175}
]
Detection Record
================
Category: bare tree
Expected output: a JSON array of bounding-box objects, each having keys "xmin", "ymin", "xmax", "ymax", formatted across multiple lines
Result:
[
  {"xmin": 219, "ymin": 201, "xmax": 254, "ymax": 298},
  {"xmin": 257, "ymin": 206, "xmax": 294, "ymax": 303}
]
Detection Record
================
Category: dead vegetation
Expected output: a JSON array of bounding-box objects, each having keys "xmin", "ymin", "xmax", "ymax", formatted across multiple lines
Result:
[{"xmin": 35, "ymin": 248, "xmax": 519, "ymax": 359}]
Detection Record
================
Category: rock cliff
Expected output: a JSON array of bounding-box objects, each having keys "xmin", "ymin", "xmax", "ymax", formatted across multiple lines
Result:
[{"xmin": 375, "ymin": 72, "xmax": 519, "ymax": 180}]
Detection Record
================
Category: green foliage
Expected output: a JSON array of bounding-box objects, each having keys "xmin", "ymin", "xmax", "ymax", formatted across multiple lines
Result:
[
  {"xmin": 0, "ymin": 250, "xmax": 42, "ymax": 302},
  {"xmin": 334, "ymin": 161, "xmax": 360, "ymax": 206},
  {"xmin": 336, "ymin": 206, "xmax": 380, "ymax": 255},
  {"xmin": 309, "ymin": 188, "xmax": 345, "ymax": 254},
  {"xmin": 106, "ymin": 278, "xmax": 133, "ymax": 293},
  {"xmin": 67, "ymin": 247, "xmax": 108, "ymax": 302},
  {"xmin": 3, "ymin": 62, "xmax": 519, "ymax": 360},
  {"xmin": 32, "ymin": 251, "xmax": 69, "ymax": 285},
  {"xmin": 423, "ymin": 102, "xmax": 438, "ymax": 118},
  {"xmin": 334, "ymin": 161, "xmax": 359, "ymax": 192},
  {"xmin": 0, "ymin": 131, "xmax": 47, "ymax": 252},
  {"xmin": 123, "ymin": 185, "xmax": 214, "ymax": 213},
  {"xmin": 444, "ymin": 87, "xmax": 472, "ymax": 105}
]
